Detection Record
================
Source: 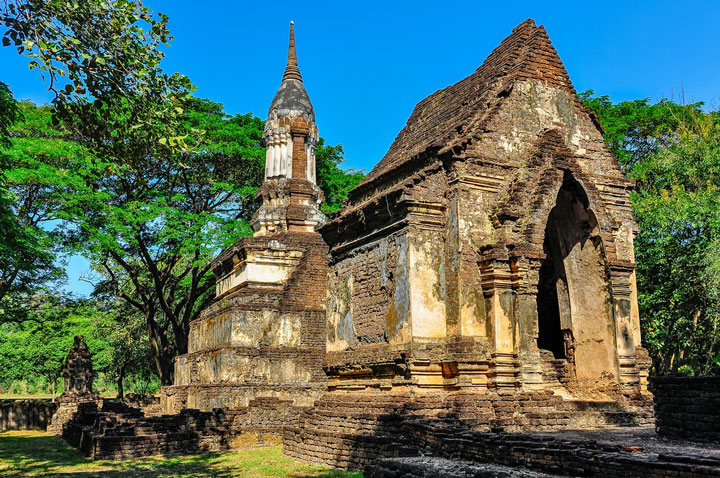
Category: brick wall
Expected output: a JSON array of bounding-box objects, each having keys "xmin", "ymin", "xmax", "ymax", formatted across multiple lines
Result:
[
  {"xmin": 65, "ymin": 397, "xmax": 304, "ymax": 459},
  {"xmin": 283, "ymin": 390, "xmax": 654, "ymax": 470},
  {"xmin": 364, "ymin": 421, "xmax": 720, "ymax": 477},
  {"xmin": 652, "ymin": 376, "xmax": 720, "ymax": 442},
  {"xmin": 0, "ymin": 399, "xmax": 57, "ymax": 430}
]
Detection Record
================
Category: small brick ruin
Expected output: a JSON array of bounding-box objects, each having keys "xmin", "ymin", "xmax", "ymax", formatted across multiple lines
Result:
[
  {"xmin": 63, "ymin": 397, "xmax": 302, "ymax": 459},
  {"xmin": 47, "ymin": 336, "xmax": 100, "ymax": 435}
]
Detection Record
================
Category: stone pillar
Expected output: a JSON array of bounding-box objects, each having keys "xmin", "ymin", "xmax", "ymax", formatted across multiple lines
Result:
[
  {"xmin": 610, "ymin": 263, "xmax": 645, "ymax": 393},
  {"xmin": 481, "ymin": 260, "xmax": 520, "ymax": 389},
  {"xmin": 515, "ymin": 258, "xmax": 545, "ymax": 391}
]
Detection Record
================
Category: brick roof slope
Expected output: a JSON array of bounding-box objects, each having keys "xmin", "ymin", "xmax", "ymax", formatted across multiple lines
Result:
[{"xmin": 353, "ymin": 19, "xmax": 580, "ymax": 195}]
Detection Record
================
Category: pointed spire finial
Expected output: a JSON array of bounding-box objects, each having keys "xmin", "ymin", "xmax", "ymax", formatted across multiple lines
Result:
[{"xmin": 282, "ymin": 21, "xmax": 303, "ymax": 82}]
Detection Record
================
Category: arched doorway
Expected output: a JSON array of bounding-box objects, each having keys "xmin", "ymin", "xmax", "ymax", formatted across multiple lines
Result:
[{"xmin": 536, "ymin": 173, "xmax": 619, "ymax": 382}]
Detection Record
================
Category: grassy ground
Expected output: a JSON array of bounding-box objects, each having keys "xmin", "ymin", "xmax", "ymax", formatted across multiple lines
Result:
[
  {"xmin": 0, "ymin": 431, "xmax": 362, "ymax": 478},
  {"xmin": 0, "ymin": 394, "xmax": 53, "ymax": 399}
]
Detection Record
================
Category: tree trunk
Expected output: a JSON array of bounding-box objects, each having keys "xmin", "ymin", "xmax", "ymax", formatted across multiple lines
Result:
[
  {"xmin": 144, "ymin": 306, "xmax": 174, "ymax": 386},
  {"xmin": 117, "ymin": 366, "xmax": 125, "ymax": 400},
  {"xmin": 158, "ymin": 351, "xmax": 174, "ymax": 386}
]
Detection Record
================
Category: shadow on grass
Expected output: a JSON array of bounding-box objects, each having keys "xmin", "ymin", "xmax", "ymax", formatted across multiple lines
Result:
[{"xmin": 0, "ymin": 431, "xmax": 361, "ymax": 478}]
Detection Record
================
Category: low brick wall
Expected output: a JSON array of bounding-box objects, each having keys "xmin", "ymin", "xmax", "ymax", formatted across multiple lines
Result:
[
  {"xmin": 364, "ymin": 422, "xmax": 720, "ymax": 477},
  {"xmin": 64, "ymin": 397, "xmax": 304, "ymax": 459},
  {"xmin": 284, "ymin": 391, "xmax": 654, "ymax": 470},
  {"xmin": 0, "ymin": 399, "xmax": 57, "ymax": 430},
  {"xmin": 652, "ymin": 376, "xmax": 720, "ymax": 441}
]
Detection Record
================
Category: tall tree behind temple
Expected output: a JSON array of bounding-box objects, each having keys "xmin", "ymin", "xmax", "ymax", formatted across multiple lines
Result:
[
  {"xmin": 1, "ymin": 0, "xmax": 193, "ymax": 384},
  {"xmin": 0, "ymin": 100, "xmax": 72, "ymax": 322},
  {"xmin": 581, "ymin": 91, "xmax": 720, "ymax": 375},
  {"xmin": 1, "ymin": 2, "xmax": 361, "ymax": 384},
  {"xmin": 1, "ymin": 99, "xmax": 361, "ymax": 384}
]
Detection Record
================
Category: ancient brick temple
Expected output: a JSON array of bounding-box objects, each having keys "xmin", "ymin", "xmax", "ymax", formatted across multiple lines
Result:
[
  {"xmin": 315, "ymin": 17, "xmax": 650, "ymax": 399},
  {"xmin": 155, "ymin": 19, "xmax": 655, "ymax": 469},
  {"xmin": 160, "ymin": 21, "xmax": 328, "ymax": 413},
  {"xmin": 284, "ymin": 19, "xmax": 653, "ymax": 469}
]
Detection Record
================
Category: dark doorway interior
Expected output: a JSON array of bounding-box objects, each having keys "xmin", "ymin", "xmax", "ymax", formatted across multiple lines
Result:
[{"xmin": 536, "ymin": 240, "xmax": 566, "ymax": 359}]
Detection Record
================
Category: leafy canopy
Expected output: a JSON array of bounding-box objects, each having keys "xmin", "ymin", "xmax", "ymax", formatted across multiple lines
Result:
[{"xmin": 582, "ymin": 90, "xmax": 720, "ymax": 375}]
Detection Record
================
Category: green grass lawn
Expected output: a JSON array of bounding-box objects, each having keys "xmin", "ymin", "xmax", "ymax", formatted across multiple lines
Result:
[{"xmin": 0, "ymin": 431, "xmax": 362, "ymax": 477}]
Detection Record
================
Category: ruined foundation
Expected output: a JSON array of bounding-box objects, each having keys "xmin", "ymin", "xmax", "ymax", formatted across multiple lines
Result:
[{"xmin": 64, "ymin": 397, "xmax": 303, "ymax": 459}]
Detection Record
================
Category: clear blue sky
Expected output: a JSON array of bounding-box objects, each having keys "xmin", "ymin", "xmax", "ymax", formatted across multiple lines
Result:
[{"xmin": 2, "ymin": 0, "xmax": 718, "ymax": 296}]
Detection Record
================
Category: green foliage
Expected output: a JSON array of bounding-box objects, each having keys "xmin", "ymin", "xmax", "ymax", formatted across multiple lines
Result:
[
  {"xmin": 0, "ymin": 292, "xmax": 158, "ymax": 397},
  {"xmin": 1, "ymin": 0, "xmax": 194, "ymax": 150},
  {"xmin": 632, "ymin": 112, "xmax": 720, "ymax": 374},
  {"xmin": 0, "ymin": 296, "xmax": 104, "ymax": 398},
  {"xmin": 1, "ymin": 97, "xmax": 362, "ymax": 387},
  {"xmin": 2, "ymin": 1, "xmax": 197, "ymax": 384},
  {"xmin": 579, "ymin": 90, "xmax": 703, "ymax": 169},
  {"xmin": 582, "ymin": 90, "xmax": 720, "ymax": 375},
  {"xmin": 92, "ymin": 294, "xmax": 160, "ymax": 397},
  {"xmin": 315, "ymin": 138, "xmax": 364, "ymax": 213},
  {"xmin": 0, "ymin": 2, "xmax": 364, "ymax": 387},
  {"xmin": 0, "ymin": 100, "xmax": 73, "ymax": 323},
  {"xmin": 0, "ymin": 81, "xmax": 21, "ymax": 147},
  {"xmin": 53, "ymin": 97, "xmax": 270, "ymax": 384}
]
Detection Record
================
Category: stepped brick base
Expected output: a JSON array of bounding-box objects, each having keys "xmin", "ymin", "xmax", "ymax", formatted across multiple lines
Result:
[
  {"xmin": 64, "ymin": 397, "xmax": 303, "ymax": 459},
  {"xmin": 283, "ymin": 390, "xmax": 654, "ymax": 470},
  {"xmin": 47, "ymin": 394, "xmax": 100, "ymax": 435},
  {"xmin": 364, "ymin": 425, "xmax": 720, "ymax": 477}
]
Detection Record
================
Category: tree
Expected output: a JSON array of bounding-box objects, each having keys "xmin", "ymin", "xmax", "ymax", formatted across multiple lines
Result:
[
  {"xmin": 55, "ymin": 98, "xmax": 265, "ymax": 384},
  {"xmin": 315, "ymin": 138, "xmax": 364, "ymax": 214},
  {"xmin": 1, "ymin": 0, "xmax": 193, "ymax": 145},
  {"xmin": 582, "ymin": 90, "xmax": 720, "ymax": 375},
  {"xmin": 2, "ymin": 0, "xmax": 194, "ymax": 382},
  {"xmin": 0, "ymin": 82, "xmax": 34, "ymax": 316},
  {"xmin": 579, "ymin": 90, "xmax": 702, "ymax": 170},
  {"xmin": 2, "ymin": 2, "xmax": 364, "ymax": 385},
  {"xmin": 0, "ymin": 295, "xmax": 107, "ymax": 399},
  {"xmin": 1, "ymin": 96, "xmax": 363, "ymax": 385},
  {"xmin": 1, "ymin": 0, "xmax": 193, "ymax": 325},
  {"xmin": 632, "ymin": 111, "xmax": 720, "ymax": 374},
  {"xmin": 0, "ymin": 80, "xmax": 20, "ymax": 147},
  {"xmin": 91, "ymin": 291, "xmax": 155, "ymax": 399},
  {"xmin": 0, "ymin": 100, "xmax": 73, "ymax": 322}
]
